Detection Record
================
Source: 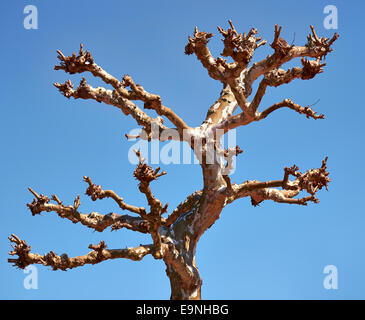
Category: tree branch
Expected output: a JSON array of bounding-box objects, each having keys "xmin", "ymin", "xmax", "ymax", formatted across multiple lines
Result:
[
  {"xmin": 185, "ymin": 26, "xmax": 224, "ymax": 81},
  {"xmin": 257, "ymin": 98, "xmax": 324, "ymax": 120},
  {"xmin": 26, "ymin": 186, "xmax": 148, "ymax": 233},
  {"xmin": 54, "ymin": 78, "xmax": 169, "ymax": 140},
  {"xmin": 217, "ymin": 20, "xmax": 266, "ymax": 77},
  {"xmin": 8, "ymin": 235, "xmax": 153, "ymax": 270},
  {"xmin": 55, "ymin": 44, "xmax": 140, "ymax": 98},
  {"xmin": 245, "ymin": 25, "xmax": 338, "ymax": 88},
  {"xmin": 228, "ymin": 157, "xmax": 330, "ymax": 206},
  {"xmin": 186, "ymin": 23, "xmax": 337, "ymax": 122},
  {"xmin": 215, "ymin": 21, "xmax": 266, "ymax": 113},
  {"xmin": 121, "ymin": 74, "xmax": 189, "ymax": 132},
  {"xmin": 247, "ymin": 59, "xmax": 319, "ymax": 115},
  {"xmin": 83, "ymin": 176, "xmax": 147, "ymax": 217},
  {"xmin": 216, "ymin": 95, "xmax": 324, "ymax": 134},
  {"xmin": 204, "ymin": 85, "xmax": 237, "ymax": 125},
  {"xmin": 54, "ymin": 44, "xmax": 188, "ymax": 137},
  {"xmin": 132, "ymin": 150, "xmax": 169, "ymax": 258},
  {"xmin": 212, "ymin": 111, "xmax": 257, "ymax": 133}
]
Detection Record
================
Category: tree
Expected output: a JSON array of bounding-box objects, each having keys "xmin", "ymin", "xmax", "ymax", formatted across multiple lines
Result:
[{"xmin": 8, "ymin": 21, "xmax": 338, "ymax": 300}]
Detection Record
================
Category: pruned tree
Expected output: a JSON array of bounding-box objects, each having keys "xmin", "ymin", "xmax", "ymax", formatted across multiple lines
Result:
[{"xmin": 8, "ymin": 21, "xmax": 338, "ymax": 300}]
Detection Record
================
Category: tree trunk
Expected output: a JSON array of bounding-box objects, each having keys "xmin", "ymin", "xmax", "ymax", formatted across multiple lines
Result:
[
  {"xmin": 161, "ymin": 185, "xmax": 226, "ymax": 300},
  {"xmin": 160, "ymin": 197, "xmax": 203, "ymax": 300},
  {"xmin": 166, "ymin": 265, "xmax": 202, "ymax": 300}
]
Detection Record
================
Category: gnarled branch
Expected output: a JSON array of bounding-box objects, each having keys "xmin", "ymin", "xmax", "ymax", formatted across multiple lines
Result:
[
  {"xmin": 185, "ymin": 26, "xmax": 224, "ymax": 81},
  {"xmin": 26, "ymin": 187, "xmax": 148, "ymax": 233},
  {"xmin": 8, "ymin": 235, "xmax": 153, "ymax": 270},
  {"xmin": 228, "ymin": 157, "xmax": 330, "ymax": 206},
  {"xmin": 245, "ymin": 25, "xmax": 338, "ymax": 88},
  {"xmin": 133, "ymin": 150, "xmax": 169, "ymax": 258},
  {"xmin": 55, "ymin": 44, "xmax": 188, "ymax": 137},
  {"xmin": 217, "ymin": 20, "xmax": 266, "ymax": 76},
  {"xmin": 258, "ymin": 98, "xmax": 324, "ymax": 120},
  {"xmin": 83, "ymin": 176, "xmax": 147, "ymax": 217},
  {"xmin": 121, "ymin": 74, "xmax": 188, "ymax": 133},
  {"xmin": 54, "ymin": 77, "xmax": 168, "ymax": 140}
]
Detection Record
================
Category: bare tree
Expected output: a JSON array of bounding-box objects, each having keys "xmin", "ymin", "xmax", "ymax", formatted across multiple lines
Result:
[{"xmin": 8, "ymin": 22, "xmax": 338, "ymax": 300}]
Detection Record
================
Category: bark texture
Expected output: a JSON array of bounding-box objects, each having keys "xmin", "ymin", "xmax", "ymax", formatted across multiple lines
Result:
[{"xmin": 9, "ymin": 22, "xmax": 338, "ymax": 299}]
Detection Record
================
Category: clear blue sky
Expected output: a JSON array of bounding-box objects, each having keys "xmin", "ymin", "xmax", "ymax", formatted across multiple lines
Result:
[{"xmin": 1, "ymin": 0, "xmax": 364, "ymax": 299}]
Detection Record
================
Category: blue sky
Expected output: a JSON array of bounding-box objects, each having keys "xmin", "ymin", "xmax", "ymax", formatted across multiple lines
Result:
[{"xmin": 1, "ymin": 0, "xmax": 364, "ymax": 299}]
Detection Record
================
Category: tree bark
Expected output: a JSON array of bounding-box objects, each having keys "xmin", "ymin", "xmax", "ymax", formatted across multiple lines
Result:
[
  {"xmin": 166, "ymin": 265, "xmax": 202, "ymax": 300},
  {"xmin": 162, "ymin": 185, "xmax": 226, "ymax": 300},
  {"xmin": 161, "ymin": 197, "xmax": 204, "ymax": 300}
]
